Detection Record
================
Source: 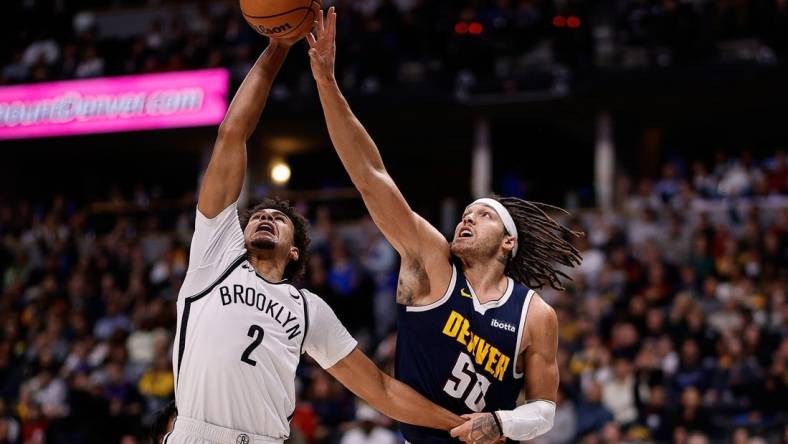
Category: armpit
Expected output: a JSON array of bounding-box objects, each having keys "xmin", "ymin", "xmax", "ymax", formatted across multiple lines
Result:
[{"xmin": 396, "ymin": 257, "xmax": 430, "ymax": 306}]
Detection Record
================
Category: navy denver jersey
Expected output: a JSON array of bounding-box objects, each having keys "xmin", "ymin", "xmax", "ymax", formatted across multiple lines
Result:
[{"xmin": 395, "ymin": 262, "xmax": 536, "ymax": 443}]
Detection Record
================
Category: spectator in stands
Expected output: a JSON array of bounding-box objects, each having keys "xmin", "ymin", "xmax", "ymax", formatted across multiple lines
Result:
[
  {"xmin": 576, "ymin": 381, "xmax": 614, "ymax": 438},
  {"xmin": 74, "ymin": 46, "xmax": 105, "ymax": 78},
  {"xmin": 339, "ymin": 402, "xmax": 397, "ymax": 444},
  {"xmin": 0, "ymin": 400, "xmax": 20, "ymax": 444},
  {"xmin": 137, "ymin": 354, "xmax": 173, "ymax": 416},
  {"xmin": 535, "ymin": 386, "xmax": 577, "ymax": 444},
  {"xmin": 601, "ymin": 356, "xmax": 638, "ymax": 427},
  {"xmin": 673, "ymin": 386, "xmax": 711, "ymax": 436},
  {"xmin": 23, "ymin": 364, "xmax": 68, "ymax": 420}
]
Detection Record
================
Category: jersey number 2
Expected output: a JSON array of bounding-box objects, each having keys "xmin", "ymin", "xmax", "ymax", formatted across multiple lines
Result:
[
  {"xmin": 241, "ymin": 325, "xmax": 265, "ymax": 366},
  {"xmin": 443, "ymin": 352, "xmax": 491, "ymax": 411}
]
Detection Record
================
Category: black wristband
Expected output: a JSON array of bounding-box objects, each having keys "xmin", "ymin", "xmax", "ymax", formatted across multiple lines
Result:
[{"xmin": 491, "ymin": 411, "xmax": 504, "ymax": 437}]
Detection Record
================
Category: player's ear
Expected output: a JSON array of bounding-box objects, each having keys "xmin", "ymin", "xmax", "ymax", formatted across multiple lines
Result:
[
  {"xmin": 289, "ymin": 246, "xmax": 300, "ymax": 263},
  {"xmin": 502, "ymin": 234, "xmax": 516, "ymax": 254}
]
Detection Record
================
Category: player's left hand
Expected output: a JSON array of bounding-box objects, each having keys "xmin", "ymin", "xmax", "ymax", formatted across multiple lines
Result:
[
  {"xmin": 306, "ymin": 6, "xmax": 336, "ymax": 86},
  {"xmin": 450, "ymin": 413, "xmax": 505, "ymax": 444}
]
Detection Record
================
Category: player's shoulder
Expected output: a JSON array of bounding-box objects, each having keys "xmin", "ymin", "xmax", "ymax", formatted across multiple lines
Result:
[
  {"xmin": 296, "ymin": 287, "xmax": 319, "ymax": 300},
  {"xmin": 518, "ymin": 291, "xmax": 558, "ymax": 353},
  {"xmin": 296, "ymin": 288, "xmax": 329, "ymax": 309},
  {"xmin": 526, "ymin": 292, "xmax": 558, "ymax": 333}
]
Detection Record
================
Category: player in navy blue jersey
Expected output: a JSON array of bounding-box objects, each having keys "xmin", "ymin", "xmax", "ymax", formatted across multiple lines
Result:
[{"xmin": 307, "ymin": 8, "xmax": 583, "ymax": 444}]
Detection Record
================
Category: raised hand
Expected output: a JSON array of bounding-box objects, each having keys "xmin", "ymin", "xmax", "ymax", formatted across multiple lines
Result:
[
  {"xmin": 450, "ymin": 413, "xmax": 505, "ymax": 444},
  {"xmin": 306, "ymin": 6, "xmax": 337, "ymax": 86}
]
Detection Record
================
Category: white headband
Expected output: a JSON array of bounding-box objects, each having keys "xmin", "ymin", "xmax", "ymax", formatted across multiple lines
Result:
[{"xmin": 471, "ymin": 198, "xmax": 519, "ymax": 258}]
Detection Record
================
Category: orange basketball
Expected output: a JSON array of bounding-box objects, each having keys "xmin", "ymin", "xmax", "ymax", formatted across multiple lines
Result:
[{"xmin": 240, "ymin": 0, "xmax": 321, "ymax": 40}]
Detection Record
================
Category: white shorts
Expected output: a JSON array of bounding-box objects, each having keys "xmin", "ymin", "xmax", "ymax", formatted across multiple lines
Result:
[{"xmin": 164, "ymin": 416, "xmax": 283, "ymax": 444}]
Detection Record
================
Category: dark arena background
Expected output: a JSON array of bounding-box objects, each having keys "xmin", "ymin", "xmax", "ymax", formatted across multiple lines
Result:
[{"xmin": 1, "ymin": 0, "xmax": 787, "ymax": 443}]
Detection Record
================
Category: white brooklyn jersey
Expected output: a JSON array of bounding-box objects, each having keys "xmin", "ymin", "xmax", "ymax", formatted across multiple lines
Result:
[{"xmin": 173, "ymin": 202, "xmax": 357, "ymax": 440}]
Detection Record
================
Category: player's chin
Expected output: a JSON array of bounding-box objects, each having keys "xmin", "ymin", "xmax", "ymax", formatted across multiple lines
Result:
[
  {"xmin": 450, "ymin": 240, "xmax": 473, "ymax": 258},
  {"xmin": 248, "ymin": 237, "xmax": 276, "ymax": 250}
]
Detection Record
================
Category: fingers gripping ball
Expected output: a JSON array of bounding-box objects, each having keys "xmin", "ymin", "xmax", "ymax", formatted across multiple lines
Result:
[{"xmin": 240, "ymin": 0, "xmax": 321, "ymax": 40}]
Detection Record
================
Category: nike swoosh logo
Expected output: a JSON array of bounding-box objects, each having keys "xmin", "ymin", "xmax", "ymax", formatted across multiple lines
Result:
[{"xmin": 460, "ymin": 288, "xmax": 473, "ymax": 299}]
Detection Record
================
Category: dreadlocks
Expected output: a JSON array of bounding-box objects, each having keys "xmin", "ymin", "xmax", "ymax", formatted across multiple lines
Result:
[{"xmin": 496, "ymin": 196, "xmax": 583, "ymax": 291}]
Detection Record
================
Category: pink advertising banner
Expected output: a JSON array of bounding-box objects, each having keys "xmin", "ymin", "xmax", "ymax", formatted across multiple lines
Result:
[{"xmin": 0, "ymin": 69, "xmax": 229, "ymax": 140}]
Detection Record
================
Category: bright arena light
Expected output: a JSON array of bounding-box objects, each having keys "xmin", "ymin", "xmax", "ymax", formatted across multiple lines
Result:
[{"xmin": 270, "ymin": 161, "xmax": 291, "ymax": 185}]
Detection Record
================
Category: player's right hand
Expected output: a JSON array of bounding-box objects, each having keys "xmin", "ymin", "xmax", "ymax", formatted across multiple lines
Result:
[
  {"xmin": 450, "ymin": 413, "xmax": 506, "ymax": 444},
  {"xmin": 306, "ymin": 7, "xmax": 337, "ymax": 86}
]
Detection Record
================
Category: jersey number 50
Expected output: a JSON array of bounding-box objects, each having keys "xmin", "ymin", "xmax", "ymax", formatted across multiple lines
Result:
[{"xmin": 443, "ymin": 352, "xmax": 491, "ymax": 411}]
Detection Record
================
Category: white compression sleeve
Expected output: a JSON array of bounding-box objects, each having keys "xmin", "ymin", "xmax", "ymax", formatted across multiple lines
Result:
[{"xmin": 496, "ymin": 400, "xmax": 556, "ymax": 441}]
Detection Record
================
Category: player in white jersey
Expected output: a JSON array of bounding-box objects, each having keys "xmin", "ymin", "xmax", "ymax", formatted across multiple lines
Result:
[{"xmin": 165, "ymin": 38, "xmax": 465, "ymax": 444}]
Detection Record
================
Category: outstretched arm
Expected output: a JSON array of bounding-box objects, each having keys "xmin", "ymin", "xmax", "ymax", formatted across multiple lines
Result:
[
  {"xmin": 305, "ymin": 291, "xmax": 463, "ymax": 430},
  {"xmin": 327, "ymin": 348, "xmax": 465, "ymax": 431},
  {"xmin": 307, "ymin": 9, "xmax": 451, "ymax": 304},
  {"xmin": 198, "ymin": 41, "xmax": 291, "ymax": 218}
]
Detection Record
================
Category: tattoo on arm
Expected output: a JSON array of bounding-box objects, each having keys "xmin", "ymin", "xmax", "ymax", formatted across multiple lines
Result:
[{"xmin": 470, "ymin": 414, "xmax": 502, "ymax": 444}]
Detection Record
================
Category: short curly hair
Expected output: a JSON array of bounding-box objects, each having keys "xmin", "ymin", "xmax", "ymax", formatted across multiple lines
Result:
[{"xmin": 239, "ymin": 198, "xmax": 311, "ymax": 283}]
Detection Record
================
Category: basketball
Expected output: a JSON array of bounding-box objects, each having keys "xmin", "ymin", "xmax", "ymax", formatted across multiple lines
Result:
[{"xmin": 240, "ymin": 0, "xmax": 321, "ymax": 40}]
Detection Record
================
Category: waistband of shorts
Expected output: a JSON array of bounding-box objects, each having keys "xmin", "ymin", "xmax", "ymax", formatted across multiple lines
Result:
[{"xmin": 172, "ymin": 416, "xmax": 283, "ymax": 444}]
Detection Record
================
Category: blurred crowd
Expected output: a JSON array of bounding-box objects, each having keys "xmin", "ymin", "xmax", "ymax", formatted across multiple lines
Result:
[
  {"xmin": 0, "ymin": 187, "xmax": 401, "ymax": 443},
  {"xmin": 2, "ymin": 0, "xmax": 788, "ymax": 95},
  {"xmin": 0, "ymin": 149, "xmax": 786, "ymax": 444},
  {"xmin": 533, "ymin": 150, "xmax": 788, "ymax": 444},
  {"xmin": 617, "ymin": 150, "xmax": 788, "ymax": 203}
]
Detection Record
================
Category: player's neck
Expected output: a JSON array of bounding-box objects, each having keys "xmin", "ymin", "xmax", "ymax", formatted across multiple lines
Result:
[
  {"xmin": 248, "ymin": 254, "xmax": 287, "ymax": 282},
  {"xmin": 461, "ymin": 259, "xmax": 508, "ymax": 303}
]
